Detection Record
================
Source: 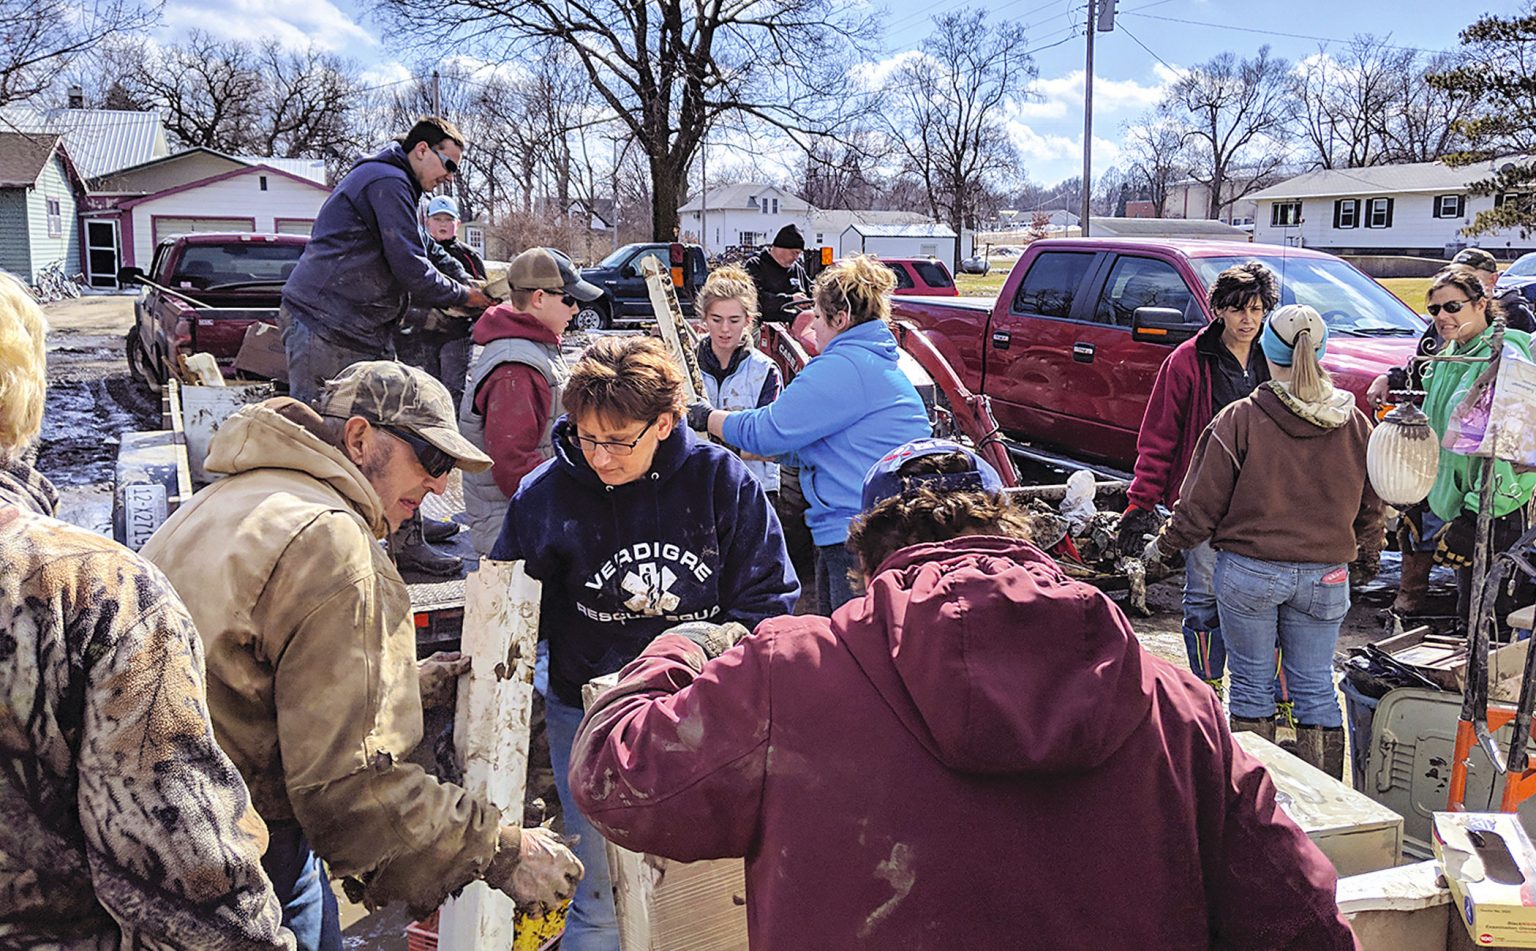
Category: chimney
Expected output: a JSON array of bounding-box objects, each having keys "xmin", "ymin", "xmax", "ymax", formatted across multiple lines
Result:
[{"xmin": 68, "ymin": 85, "xmax": 84, "ymax": 109}]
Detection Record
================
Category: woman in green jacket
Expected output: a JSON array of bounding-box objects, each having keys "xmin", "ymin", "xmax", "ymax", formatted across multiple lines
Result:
[{"xmin": 1420, "ymin": 265, "xmax": 1536, "ymax": 632}]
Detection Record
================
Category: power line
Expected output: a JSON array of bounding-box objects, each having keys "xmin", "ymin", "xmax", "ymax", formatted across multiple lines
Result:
[
  {"xmin": 1122, "ymin": 13, "xmax": 1452, "ymax": 55},
  {"xmin": 1118, "ymin": 23, "xmax": 1179, "ymax": 75}
]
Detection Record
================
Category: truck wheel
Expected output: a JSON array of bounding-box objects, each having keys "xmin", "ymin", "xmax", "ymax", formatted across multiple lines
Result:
[
  {"xmin": 125, "ymin": 327, "xmax": 163, "ymax": 394},
  {"xmin": 574, "ymin": 299, "xmax": 611, "ymax": 332}
]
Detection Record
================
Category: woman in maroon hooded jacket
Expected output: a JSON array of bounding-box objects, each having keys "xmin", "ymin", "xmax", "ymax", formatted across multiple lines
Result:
[
  {"xmin": 569, "ymin": 438, "xmax": 1356, "ymax": 950},
  {"xmin": 1120, "ymin": 262, "xmax": 1278, "ymax": 697}
]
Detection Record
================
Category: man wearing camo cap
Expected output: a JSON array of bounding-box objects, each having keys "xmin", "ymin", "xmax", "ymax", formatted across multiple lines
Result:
[
  {"xmin": 1451, "ymin": 246, "xmax": 1536, "ymax": 333},
  {"xmin": 142, "ymin": 361, "xmax": 582, "ymax": 951}
]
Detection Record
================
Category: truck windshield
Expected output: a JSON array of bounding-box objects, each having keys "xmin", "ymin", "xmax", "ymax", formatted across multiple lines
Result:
[
  {"xmin": 597, "ymin": 244, "xmax": 644, "ymax": 269},
  {"xmin": 1190, "ymin": 255, "xmax": 1424, "ymax": 336},
  {"xmin": 172, "ymin": 243, "xmax": 306, "ymax": 288}
]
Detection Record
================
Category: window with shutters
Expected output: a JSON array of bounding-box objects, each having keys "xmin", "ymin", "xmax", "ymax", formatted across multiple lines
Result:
[
  {"xmin": 1334, "ymin": 199, "xmax": 1359, "ymax": 229},
  {"xmin": 1365, "ymin": 197, "xmax": 1393, "ymax": 228},
  {"xmin": 1435, "ymin": 195, "xmax": 1465, "ymax": 218}
]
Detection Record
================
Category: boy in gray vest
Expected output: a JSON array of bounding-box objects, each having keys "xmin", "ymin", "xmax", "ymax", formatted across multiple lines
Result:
[{"xmin": 460, "ymin": 247, "xmax": 602, "ymax": 554}]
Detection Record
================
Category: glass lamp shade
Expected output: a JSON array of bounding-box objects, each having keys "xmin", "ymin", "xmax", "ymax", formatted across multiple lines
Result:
[{"xmin": 1367, "ymin": 402, "xmax": 1441, "ymax": 506}]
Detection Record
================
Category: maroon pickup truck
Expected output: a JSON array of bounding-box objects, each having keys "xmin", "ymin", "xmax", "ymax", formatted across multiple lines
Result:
[
  {"xmin": 122, "ymin": 232, "xmax": 307, "ymax": 391},
  {"xmin": 890, "ymin": 237, "xmax": 1423, "ymax": 470}
]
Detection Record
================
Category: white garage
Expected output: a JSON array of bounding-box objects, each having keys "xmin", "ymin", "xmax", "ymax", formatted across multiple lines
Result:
[{"xmin": 839, "ymin": 222, "xmax": 959, "ymax": 263}]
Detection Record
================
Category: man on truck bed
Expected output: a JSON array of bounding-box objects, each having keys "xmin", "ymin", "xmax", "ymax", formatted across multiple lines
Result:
[
  {"xmin": 744, "ymin": 223, "xmax": 811, "ymax": 324},
  {"xmin": 0, "ymin": 272, "xmax": 292, "ymax": 950},
  {"xmin": 141, "ymin": 361, "xmax": 581, "ymax": 951},
  {"xmin": 281, "ymin": 116, "xmax": 496, "ymax": 576}
]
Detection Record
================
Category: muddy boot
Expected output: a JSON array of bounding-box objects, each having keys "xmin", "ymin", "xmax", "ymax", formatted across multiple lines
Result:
[
  {"xmin": 1393, "ymin": 550, "xmax": 1435, "ymax": 616},
  {"xmin": 391, "ymin": 511, "xmax": 462, "ymax": 578},
  {"xmin": 1230, "ymin": 715, "xmax": 1277, "ymax": 743},
  {"xmin": 422, "ymin": 514, "xmax": 460, "ymax": 544},
  {"xmin": 1294, "ymin": 724, "xmax": 1346, "ymax": 780}
]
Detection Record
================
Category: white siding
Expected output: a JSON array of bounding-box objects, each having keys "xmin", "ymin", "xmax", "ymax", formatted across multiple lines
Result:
[
  {"xmin": 1251, "ymin": 191, "xmax": 1528, "ymax": 253},
  {"xmin": 681, "ymin": 206, "xmax": 813, "ymax": 257},
  {"xmin": 127, "ymin": 170, "xmax": 328, "ymax": 266},
  {"xmin": 841, "ymin": 233, "xmax": 958, "ymax": 261},
  {"xmin": 24, "ymin": 155, "xmax": 80, "ymax": 281}
]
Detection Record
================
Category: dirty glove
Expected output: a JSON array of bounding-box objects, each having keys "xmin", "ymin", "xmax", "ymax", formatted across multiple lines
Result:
[
  {"xmin": 1434, "ymin": 514, "xmax": 1476, "ymax": 569},
  {"xmin": 1117, "ymin": 506, "xmax": 1163, "ymax": 558},
  {"xmin": 686, "ymin": 399, "xmax": 715, "ymax": 432},
  {"xmin": 483, "ymin": 825, "xmax": 583, "ymax": 917},
  {"xmin": 1350, "ymin": 549, "xmax": 1381, "ymax": 587},
  {"xmin": 418, "ymin": 651, "xmax": 471, "ymax": 709},
  {"xmin": 1141, "ymin": 536, "xmax": 1167, "ymax": 567},
  {"xmin": 663, "ymin": 620, "xmax": 753, "ymax": 660}
]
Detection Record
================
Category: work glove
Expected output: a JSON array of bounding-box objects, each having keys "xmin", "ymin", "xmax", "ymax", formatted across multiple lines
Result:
[
  {"xmin": 663, "ymin": 620, "xmax": 753, "ymax": 660},
  {"xmin": 418, "ymin": 651, "xmax": 472, "ymax": 710},
  {"xmin": 1350, "ymin": 548, "xmax": 1381, "ymax": 587},
  {"xmin": 1433, "ymin": 514, "xmax": 1477, "ymax": 569},
  {"xmin": 483, "ymin": 825, "xmax": 583, "ymax": 917},
  {"xmin": 1141, "ymin": 536, "xmax": 1167, "ymax": 567},
  {"xmin": 685, "ymin": 399, "xmax": 715, "ymax": 432},
  {"xmin": 1117, "ymin": 506, "xmax": 1163, "ymax": 558}
]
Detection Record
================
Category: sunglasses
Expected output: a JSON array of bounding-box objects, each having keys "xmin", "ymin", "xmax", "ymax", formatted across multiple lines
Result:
[
  {"xmin": 1427, "ymin": 298, "xmax": 1474, "ymax": 317},
  {"xmin": 380, "ymin": 424, "xmax": 455, "ymax": 477},
  {"xmin": 561, "ymin": 293, "xmax": 580, "ymax": 308},
  {"xmin": 431, "ymin": 147, "xmax": 459, "ymax": 176},
  {"xmin": 568, "ymin": 418, "xmax": 656, "ymax": 457}
]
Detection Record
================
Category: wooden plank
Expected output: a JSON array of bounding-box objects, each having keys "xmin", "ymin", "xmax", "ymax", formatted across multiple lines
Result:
[
  {"xmin": 438, "ymin": 560, "xmax": 541, "ymax": 951},
  {"xmin": 583, "ymin": 674, "xmax": 750, "ymax": 951},
  {"xmin": 642, "ymin": 257, "xmax": 705, "ymax": 403}
]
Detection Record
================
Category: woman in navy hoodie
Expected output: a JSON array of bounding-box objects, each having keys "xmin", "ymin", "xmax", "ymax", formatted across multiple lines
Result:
[
  {"xmin": 692, "ymin": 255, "xmax": 930, "ymax": 612},
  {"xmin": 491, "ymin": 335, "xmax": 797, "ymax": 951}
]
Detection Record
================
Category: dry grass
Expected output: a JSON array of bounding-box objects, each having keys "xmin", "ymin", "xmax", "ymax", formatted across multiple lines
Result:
[
  {"xmin": 1378, "ymin": 277, "xmax": 1433, "ymax": 311},
  {"xmin": 953, "ymin": 261, "xmax": 1014, "ymax": 298}
]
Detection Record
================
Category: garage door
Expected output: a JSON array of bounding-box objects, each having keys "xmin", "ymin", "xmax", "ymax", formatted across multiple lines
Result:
[{"xmin": 151, "ymin": 217, "xmax": 254, "ymax": 245}]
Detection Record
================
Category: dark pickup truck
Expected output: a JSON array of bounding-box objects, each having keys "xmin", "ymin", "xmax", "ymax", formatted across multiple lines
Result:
[
  {"xmin": 890, "ymin": 238, "xmax": 1424, "ymax": 470},
  {"xmin": 574, "ymin": 241, "xmax": 709, "ymax": 330},
  {"xmin": 121, "ymin": 232, "xmax": 306, "ymax": 391}
]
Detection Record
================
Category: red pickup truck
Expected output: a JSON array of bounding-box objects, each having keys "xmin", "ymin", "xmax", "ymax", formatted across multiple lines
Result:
[{"xmin": 890, "ymin": 238, "xmax": 1423, "ymax": 470}]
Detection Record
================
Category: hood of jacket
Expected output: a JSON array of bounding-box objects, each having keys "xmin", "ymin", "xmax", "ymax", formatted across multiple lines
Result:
[
  {"xmin": 1254, "ymin": 380, "xmax": 1354, "ymax": 434},
  {"xmin": 203, "ymin": 398, "xmax": 389, "ymax": 536},
  {"xmin": 0, "ymin": 458, "xmax": 58, "ymax": 516},
  {"xmin": 838, "ymin": 536, "xmax": 1152, "ymax": 775},
  {"xmin": 355, "ymin": 144, "xmax": 422, "ymax": 200},
  {"xmin": 825, "ymin": 317, "xmax": 903, "ymax": 364},
  {"xmin": 473, "ymin": 304, "xmax": 560, "ymax": 347},
  {"xmin": 549, "ymin": 413, "xmax": 695, "ymax": 493}
]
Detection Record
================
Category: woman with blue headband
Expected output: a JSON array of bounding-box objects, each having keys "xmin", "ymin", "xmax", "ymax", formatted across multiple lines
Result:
[{"xmin": 1142, "ymin": 304, "xmax": 1385, "ymax": 779}]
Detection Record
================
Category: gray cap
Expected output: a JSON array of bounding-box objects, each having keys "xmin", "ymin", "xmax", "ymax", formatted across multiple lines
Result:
[{"xmin": 318, "ymin": 361, "xmax": 492, "ymax": 472}]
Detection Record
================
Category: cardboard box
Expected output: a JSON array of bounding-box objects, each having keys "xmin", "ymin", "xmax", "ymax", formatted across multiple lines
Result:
[
  {"xmin": 1235, "ymin": 732, "xmax": 1403, "ymax": 876},
  {"xmin": 1434, "ymin": 811, "xmax": 1536, "ymax": 947},
  {"xmin": 232, "ymin": 321, "xmax": 288, "ymax": 381}
]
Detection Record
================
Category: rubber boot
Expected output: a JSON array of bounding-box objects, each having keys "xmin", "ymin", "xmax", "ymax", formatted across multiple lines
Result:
[
  {"xmin": 391, "ymin": 511, "xmax": 462, "ymax": 578},
  {"xmin": 422, "ymin": 515, "xmax": 460, "ymax": 544},
  {"xmin": 1393, "ymin": 550, "xmax": 1435, "ymax": 616},
  {"xmin": 1294, "ymin": 724, "xmax": 1346, "ymax": 781},
  {"xmin": 1230, "ymin": 715, "xmax": 1277, "ymax": 743}
]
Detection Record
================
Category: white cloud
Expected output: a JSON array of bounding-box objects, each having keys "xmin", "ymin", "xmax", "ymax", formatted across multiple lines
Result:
[
  {"xmin": 161, "ymin": 0, "xmax": 376, "ymax": 53},
  {"xmin": 849, "ymin": 50, "xmax": 930, "ymax": 91},
  {"xmin": 1017, "ymin": 64, "xmax": 1179, "ymax": 120},
  {"xmin": 1005, "ymin": 117, "xmax": 1125, "ymax": 184}
]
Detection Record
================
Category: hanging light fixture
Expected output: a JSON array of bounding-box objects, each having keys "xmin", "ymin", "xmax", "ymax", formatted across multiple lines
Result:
[{"xmin": 1367, "ymin": 401, "xmax": 1441, "ymax": 506}]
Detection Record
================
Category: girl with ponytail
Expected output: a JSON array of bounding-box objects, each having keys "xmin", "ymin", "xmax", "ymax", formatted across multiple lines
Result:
[
  {"xmin": 691, "ymin": 254, "xmax": 932, "ymax": 613},
  {"xmin": 1143, "ymin": 304, "xmax": 1385, "ymax": 781}
]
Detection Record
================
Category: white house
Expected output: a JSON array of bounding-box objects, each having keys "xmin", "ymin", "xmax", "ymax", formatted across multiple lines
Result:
[
  {"xmin": 679, "ymin": 183, "xmax": 812, "ymax": 256},
  {"xmin": 839, "ymin": 222, "xmax": 958, "ymax": 261},
  {"xmin": 1247, "ymin": 161, "xmax": 1534, "ymax": 258}
]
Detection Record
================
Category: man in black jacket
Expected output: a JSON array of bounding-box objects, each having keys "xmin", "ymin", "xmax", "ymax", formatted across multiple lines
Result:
[
  {"xmin": 744, "ymin": 224, "xmax": 810, "ymax": 324},
  {"xmin": 1452, "ymin": 246, "xmax": 1536, "ymax": 333}
]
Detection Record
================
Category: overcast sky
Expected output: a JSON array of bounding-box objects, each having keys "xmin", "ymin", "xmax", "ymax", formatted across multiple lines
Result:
[{"xmin": 152, "ymin": 0, "xmax": 1513, "ymax": 187}]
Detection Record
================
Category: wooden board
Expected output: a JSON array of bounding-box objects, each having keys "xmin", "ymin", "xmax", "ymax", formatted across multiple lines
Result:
[
  {"xmin": 438, "ymin": 560, "xmax": 541, "ymax": 951},
  {"xmin": 641, "ymin": 258, "xmax": 705, "ymax": 403},
  {"xmin": 583, "ymin": 674, "xmax": 750, "ymax": 951}
]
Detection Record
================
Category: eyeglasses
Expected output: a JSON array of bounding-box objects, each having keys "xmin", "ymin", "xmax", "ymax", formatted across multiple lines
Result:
[
  {"xmin": 1427, "ymin": 298, "xmax": 1474, "ymax": 317},
  {"xmin": 568, "ymin": 418, "xmax": 656, "ymax": 457},
  {"xmin": 380, "ymin": 425, "xmax": 455, "ymax": 478},
  {"xmin": 432, "ymin": 147, "xmax": 459, "ymax": 176},
  {"xmin": 561, "ymin": 294, "xmax": 579, "ymax": 308}
]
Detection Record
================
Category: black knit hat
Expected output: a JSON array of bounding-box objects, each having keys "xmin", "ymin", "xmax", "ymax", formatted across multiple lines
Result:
[{"xmin": 771, "ymin": 224, "xmax": 805, "ymax": 250}]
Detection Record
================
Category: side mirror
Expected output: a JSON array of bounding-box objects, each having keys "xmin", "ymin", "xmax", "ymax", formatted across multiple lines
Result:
[
  {"xmin": 1132, "ymin": 306, "xmax": 1198, "ymax": 344},
  {"xmin": 117, "ymin": 265, "xmax": 146, "ymax": 287}
]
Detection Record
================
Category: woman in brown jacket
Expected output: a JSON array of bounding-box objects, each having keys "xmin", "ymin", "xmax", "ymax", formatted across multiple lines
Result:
[{"xmin": 1144, "ymin": 305, "xmax": 1385, "ymax": 779}]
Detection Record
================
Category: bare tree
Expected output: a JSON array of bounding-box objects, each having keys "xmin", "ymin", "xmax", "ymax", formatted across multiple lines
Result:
[
  {"xmin": 0, "ymin": 0, "xmax": 159, "ymax": 106},
  {"xmin": 1289, "ymin": 36, "xmax": 1410, "ymax": 169},
  {"xmin": 1382, "ymin": 50, "xmax": 1466, "ymax": 163},
  {"xmin": 123, "ymin": 32, "xmax": 265, "ymax": 152},
  {"xmin": 1164, "ymin": 46, "xmax": 1292, "ymax": 219},
  {"xmin": 795, "ymin": 132, "xmax": 890, "ymax": 210},
  {"xmin": 1120, "ymin": 113, "xmax": 1190, "ymax": 217},
  {"xmin": 257, "ymin": 42, "xmax": 367, "ymax": 169},
  {"xmin": 373, "ymin": 0, "xmax": 875, "ymax": 240},
  {"xmin": 885, "ymin": 7, "xmax": 1035, "ymax": 269}
]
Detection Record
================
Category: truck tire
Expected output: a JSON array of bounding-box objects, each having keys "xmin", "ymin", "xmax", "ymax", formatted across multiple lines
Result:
[
  {"xmin": 574, "ymin": 298, "xmax": 612, "ymax": 332},
  {"xmin": 125, "ymin": 326, "xmax": 163, "ymax": 394}
]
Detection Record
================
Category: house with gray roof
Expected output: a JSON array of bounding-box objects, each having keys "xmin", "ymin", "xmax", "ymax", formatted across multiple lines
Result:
[
  {"xmin": 0, "ymin": 132, "xmax": 86, "ymax": 286},
  {"xmin": 1, "ymin": 105, "xmax": 169, "ymax": 179},
  {"xmin": 1247, "ymin": 161, "xmax": 1532, "ymax": 258}
]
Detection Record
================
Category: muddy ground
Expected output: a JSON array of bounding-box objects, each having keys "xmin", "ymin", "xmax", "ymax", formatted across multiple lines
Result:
[{"xmin": 33, "ymin": 295, "xmax": 1460, "ymax": 947}]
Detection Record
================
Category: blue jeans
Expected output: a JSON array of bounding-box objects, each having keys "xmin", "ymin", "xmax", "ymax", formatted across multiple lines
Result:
[
  {"xmin": 262, "ymin": 821, "xmax": 341, "ymax": 951},
  {"xmin": 544, "ymin": 691, "xmax": 620, "ymax": 951},
  {"xmin": 280, "ymin": 306, "xmax": 391, "ymax": 406},
  {"xmin": 1215, "ymin": 551, "xmax": 1348, "ymax": 727},
  {"xmin": 1182, "ymin": 540, "xmax": 1225, "ymax": 680},
  {"xmin": 816, "ymin": 542, "xmax": 857, "ymax": 615}
]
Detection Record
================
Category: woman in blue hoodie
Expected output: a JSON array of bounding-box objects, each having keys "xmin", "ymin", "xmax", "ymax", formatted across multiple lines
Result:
[
  {"xmin": 492, "ymin": 335, "xmax": 797, "ymax": 951},
  {"xmin": 692, "ymin": 254, "xmax": 931, "ymax": 612}
]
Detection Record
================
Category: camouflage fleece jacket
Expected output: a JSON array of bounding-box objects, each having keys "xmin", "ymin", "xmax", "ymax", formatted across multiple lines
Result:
[{"xmin": 0, "ymin": 460, "xmax": 292, "ymax": 950}]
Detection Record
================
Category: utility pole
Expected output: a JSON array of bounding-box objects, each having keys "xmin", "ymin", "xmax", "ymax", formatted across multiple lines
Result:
[
  {"xmin": 701, "ymin": 139, "xmax": 709, "ymax": 257},
  {"xmin": 1081, "ymin": 0, "xmax": 1116, "ymax": 237},
  {"xmin": 431, "ymin": 69, "xmax": 441, "ymax": 116},
  {"xmin": 613, "ymin": 138, "xmax": 621, "ymax": 253}
]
